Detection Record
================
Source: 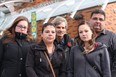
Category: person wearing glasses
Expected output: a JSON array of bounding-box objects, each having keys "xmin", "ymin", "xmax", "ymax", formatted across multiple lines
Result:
[
  {"xmin": 89, "ymin": 9, "xmax": 116, "ymax": 77},
  {"xmin": 0, "ymin": 16, "xmax": 34, "ymax": 77}
]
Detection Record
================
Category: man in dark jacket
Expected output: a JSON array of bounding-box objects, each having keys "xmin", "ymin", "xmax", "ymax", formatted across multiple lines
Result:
[
  {"xmin": 89, "ymin": 9, "xmax": 116, "ymax": 77},
  {"xmin": 52, "ymin": 16, "xmax": 74, "ymax": 72}
]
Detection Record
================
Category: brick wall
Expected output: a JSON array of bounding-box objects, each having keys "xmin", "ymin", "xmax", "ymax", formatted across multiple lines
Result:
[
  {"xmin": 15, "ymin": 1, "xmax": 116, "ymax": 41},
  {"xmin": 105, "ymin": 2, "xmax": 116, "ymax": 32}
]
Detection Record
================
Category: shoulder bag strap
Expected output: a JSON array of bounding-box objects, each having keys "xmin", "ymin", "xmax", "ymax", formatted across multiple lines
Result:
[
  {"xmin": 44, "ymin": 52, "xmax": 56, "ymax": 77},
  {"xmin": 83, "ymin": 54, "xmax": 102, "ymax": 76}
]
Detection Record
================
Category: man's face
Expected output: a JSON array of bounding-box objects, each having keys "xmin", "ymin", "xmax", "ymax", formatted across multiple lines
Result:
[
  {"xmin": 89, "ymin": 14, "xmax": 105, "ymax": 33},
  {"xmin": 55, "ymin": 22, "xmax": 67, "ymax": 39}
]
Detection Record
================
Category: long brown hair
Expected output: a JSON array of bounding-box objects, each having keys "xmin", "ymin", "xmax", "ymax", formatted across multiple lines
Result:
[
  {"xmin": 76, "ymin": 20, "xmax": 95, "ymax": 46},
  {"xmin": 2, "ymin": 16, "xmax": 33, "ymax": 43}
]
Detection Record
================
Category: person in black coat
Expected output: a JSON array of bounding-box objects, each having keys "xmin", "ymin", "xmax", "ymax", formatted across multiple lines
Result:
[
  {"xmin": 52, "ymin": 16, "xmax": 74, "ymax": 73},
  {"xmin": 67, "ymin": 20, "xmax": 111, "ymax": 77},
  {"xmin": 0, "ymin": 16, "xmax": 34, "ymax": 77},
  {"xmin": 26, "ymin": 23, "xmax": 66, "ymax": 77}
]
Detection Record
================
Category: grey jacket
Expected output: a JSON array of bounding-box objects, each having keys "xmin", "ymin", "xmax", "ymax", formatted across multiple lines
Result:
[{"xmin": 67, "ymin": 42, "xmax": 111, "ymax": 77}]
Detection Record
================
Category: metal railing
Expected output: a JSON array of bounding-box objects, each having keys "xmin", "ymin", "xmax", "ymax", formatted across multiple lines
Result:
[
  {"xmin": 12, "ymin": 0, "xmax": 64, "ymax": 14},
  {"xmin": 0, "ymin": 0, "xmax": 33, "ymax": 3}
]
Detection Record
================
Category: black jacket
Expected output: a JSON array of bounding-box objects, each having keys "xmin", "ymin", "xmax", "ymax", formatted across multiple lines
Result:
[
  {"xmin": 0, "ymin": 38, "xmax": 33, "ymax": 77},
  {"xmin": 26, "ymin": 40, "xmax": 66, "ymax": 77},
  {"xmin": 55, "ymin": 34, "xmax": 74, "ymax": 63},
  {"xmin": 67, "ymin": 42, "xmax": 111, "ymax": 77}
]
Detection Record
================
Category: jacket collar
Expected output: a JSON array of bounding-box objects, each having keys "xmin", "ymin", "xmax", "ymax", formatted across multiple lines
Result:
[
  {"xmin": 78, "ymin": 42, "xmax": 107, "ymax": 53},
  {"xmin": 99, "ymin": 29, "xmax": 107, "ymax": 35},
  {"xmin": 31, "ymin": 40, "xmax": 47, "ymax": 51},
  {"xmin": 32, "ymin": 40, "xmax": 63, "ymax": 52}
]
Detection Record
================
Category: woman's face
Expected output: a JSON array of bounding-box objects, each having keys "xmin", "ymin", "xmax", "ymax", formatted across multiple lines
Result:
[
  {"xmin": 41, "ymin": 25, "xmax": 56, "ymax": 44},
  {"xmin": 15, "ymin": 20, "xmax": 28, "ymax": 34},
  {"xmin": 79, "ymin": 24, "xmax": 93, "ymax": 42}
]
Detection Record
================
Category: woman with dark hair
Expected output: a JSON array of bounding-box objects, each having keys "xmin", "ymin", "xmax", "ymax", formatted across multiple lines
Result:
[
  {"xmin": 67, "ymin": 20, "xmax": 111, "ymax": 77},
  {"xmin": 26, "ymin": 23, "xmax": 66, "ymax": 77},
  {"xmin": 0, "ymin": 16, "xmax": 34, "ymax": 77}
]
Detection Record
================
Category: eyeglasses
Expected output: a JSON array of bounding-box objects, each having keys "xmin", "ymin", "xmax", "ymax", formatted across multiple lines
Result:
[
  {"xmin": 16, "ymin": 25, "xmax": 28, "ymax": 29},
  {"xmin": 92, "ymin": 17, "xmax": 104, "ymax": 21}
]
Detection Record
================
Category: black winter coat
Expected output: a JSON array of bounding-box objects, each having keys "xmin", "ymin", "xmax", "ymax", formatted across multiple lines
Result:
[
  {"xmin": 26, "ymin": 40, "xmax": 66, "ymax": 77},
  {"xmin": 0, "ymin": 39, "xmax": 32, "ymax": 77},
  {"xmin": 67, "ymin": 42, "xmax": 111, "ymax": 77},
  {"xmin": 55, "ymin": 34, "xmax": 74, "ymax": 66}
]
